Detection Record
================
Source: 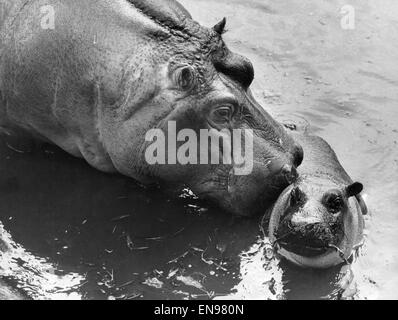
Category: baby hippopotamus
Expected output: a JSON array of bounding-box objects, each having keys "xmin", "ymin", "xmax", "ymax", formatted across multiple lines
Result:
[{"xmin": 268, "ymin": 133, "xmax": 367, "ymax": 268}]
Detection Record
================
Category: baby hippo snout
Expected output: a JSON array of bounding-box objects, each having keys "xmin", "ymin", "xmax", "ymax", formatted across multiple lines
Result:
[{"xmin": 277, "ymin": 215, "xmax": 343, "ymax": 258}]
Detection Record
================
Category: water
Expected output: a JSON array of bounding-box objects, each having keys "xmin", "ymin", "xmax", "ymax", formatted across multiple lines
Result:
[{"xmin": 0, "ymin": 0, "xmax": 397, "ymax": 300}]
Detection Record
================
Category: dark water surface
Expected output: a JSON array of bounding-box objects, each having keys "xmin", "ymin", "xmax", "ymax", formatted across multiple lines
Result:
[{"xmin": 0, "ymin": 0, "xmax": 397, "ymax": 299}]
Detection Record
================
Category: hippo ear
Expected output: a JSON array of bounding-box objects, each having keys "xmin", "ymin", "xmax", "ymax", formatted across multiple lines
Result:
[
  {"xmin": 171, "ymin": 65, "xmax": 197, "ymax": 91},
  {"xmin": 346, "ymin": 182, "xmax": 363, "ymax": 198},
  {"xmin": 213, "ymin": 17, "xmax": 227, "ymax": 35}
]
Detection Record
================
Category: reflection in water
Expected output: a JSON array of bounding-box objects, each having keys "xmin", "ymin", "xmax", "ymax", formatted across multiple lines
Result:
[
  {"xmin": 0, "ymin": 223, "xmax": 84, "ymax": 300},
  {"xmin": 216, "ymin": 239, "xmax": 285, "ymax": 300}
]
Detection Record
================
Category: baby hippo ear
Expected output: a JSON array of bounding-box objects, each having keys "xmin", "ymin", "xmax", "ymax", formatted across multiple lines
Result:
[{"xmin": 346, "ymin": 182, "xmax": 363, "ymax": 197}]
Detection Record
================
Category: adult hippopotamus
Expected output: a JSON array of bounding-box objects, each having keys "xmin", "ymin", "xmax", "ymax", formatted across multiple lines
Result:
[
  {"xmin": 268, "ymin": 133, "xmax": 367, "ymax": 268},
  {"xmin": 0, "ymin": 0, "xmax": 303, "ymax": 216}
]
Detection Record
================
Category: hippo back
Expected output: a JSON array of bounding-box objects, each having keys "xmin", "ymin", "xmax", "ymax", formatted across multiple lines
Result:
[
  {"xmin": 127, "ymin": 0, "xmax": 192, "ymax": 23},
  {"xmin": 292, "ymin": 133, "xmax": 353, "ymax": 185}
]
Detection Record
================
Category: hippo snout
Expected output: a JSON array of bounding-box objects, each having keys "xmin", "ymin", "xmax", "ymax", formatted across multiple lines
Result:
[
  {"xmin": 276, "ymin": 218, "xmax": 343, "ymax": 258},
  {"xmin": 280, "ymin": 164, "xmax": 298, "ymax": 185}
]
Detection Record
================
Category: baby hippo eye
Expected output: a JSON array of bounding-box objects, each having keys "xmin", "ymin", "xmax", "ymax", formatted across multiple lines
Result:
[{"xmin": 326, "ymin": 195, "xmax": 344, "ymax": 213}]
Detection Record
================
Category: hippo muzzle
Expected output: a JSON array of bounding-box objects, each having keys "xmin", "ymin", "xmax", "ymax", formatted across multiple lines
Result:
[
  {"xmin": 275, "ymin": 221, "xmax": 344, "ymax": 258},
  {"xmin": 268, "ymin": 184, "xmax": 364, "ymax": 269}
]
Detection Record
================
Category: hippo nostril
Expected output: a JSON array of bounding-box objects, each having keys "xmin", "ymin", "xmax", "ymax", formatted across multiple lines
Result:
[
  {"xmin": 281, "ymin": 165, "xmax": 298, "ymax": 184},
  {"xmin": 293, "ymin": 144, "xmax": 304, "ymax": 167}
]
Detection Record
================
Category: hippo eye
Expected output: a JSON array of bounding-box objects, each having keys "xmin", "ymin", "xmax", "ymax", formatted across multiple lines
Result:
[
  {"xmin": 212, "ymin": 105, "xmax": 233, "ymax": 123},
  {"xmin": 174, "ymin": 66, "xmax": 196, "ymax": 91}
]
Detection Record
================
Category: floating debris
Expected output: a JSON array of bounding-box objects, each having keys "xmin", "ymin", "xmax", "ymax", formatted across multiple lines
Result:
[
  {"xmin": 179, "ymin": 188, "xmax": 199, "ymax": 200},
  {"xmin": 111, "ymin": 214, "xmax": 131, "ymax": 222},
  {"xmin": 141, "ymin": 227, "xmax": 186, "ymax": 242},
  {"xmin": 167, "ymin": 268, "xmax": 179, "ymax": 279},
  {"xmin": 216, "ymin": 243, "xmax": 227, "ymax": 255},
  {"xmin": 143, "ymin": 277, "xmax": 164, "ymax": 289},
  {"xmin": 126, "ymin": 293, "xmax": 142, "ymax": 300},
  {"xmin": 126, "ymin": 235, "xmax": 134, "ymax": 250},
  {"xmin": 167, "ymin": 250, "xmax": 190, "ymax": 264},
  {"xmin": 116, "ymin": 276, "xmax": 139, "ymax": 290},
  {"xmin": 5, "ymin": 142, "xmax": 26, "ymax": 154},
  {"xmin": 176, "ymin": 275, "xmax": 204, "ymax": 291},
  {"xmin": 132, "ymin": 247, "xmax": 149, "ymax": 251}
]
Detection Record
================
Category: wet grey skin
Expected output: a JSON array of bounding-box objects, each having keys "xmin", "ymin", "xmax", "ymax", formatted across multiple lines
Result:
[
  {"xmin": 0, "ymin": 0, "xmax": 303, "ymax": 216},
  {"xmin": 268, "ymin": 133, "xmax": 367, "ymax": 268}
]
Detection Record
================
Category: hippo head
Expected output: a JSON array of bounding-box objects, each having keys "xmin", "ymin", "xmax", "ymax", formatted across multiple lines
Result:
[
  {"xmin": 268, "ymin": 177, "xmax": 365, "ymax": 268},
  {"xmin": 99, "ymin": 1, "xmax": 303, "ymax": 216}
]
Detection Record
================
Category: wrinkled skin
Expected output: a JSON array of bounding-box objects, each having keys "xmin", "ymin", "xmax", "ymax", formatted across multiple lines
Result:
[
  {"xmin": 268, "ymin": 133, "xmax": 367, "ymax": 268},
  {"xmin": 0, "ymin": 0, "xmax": 303, "ymax": 216}
]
